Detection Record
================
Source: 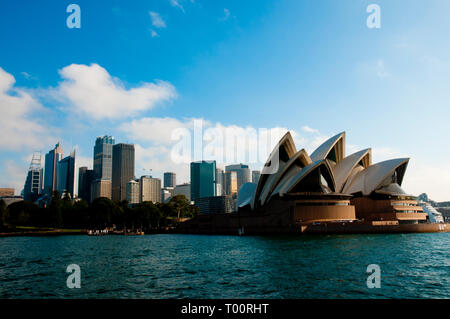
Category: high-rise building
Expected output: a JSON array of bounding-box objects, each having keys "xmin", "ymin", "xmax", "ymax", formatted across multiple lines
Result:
[
  {"xmin": 23, "ymin": 152, "xmax": 43, "ymax": 202},
  {"xmin": 78, "ymin": 167, "xmax": 95, "ymax": 202},
  {"xmin": 93, "ymin": 136, "xmax": 114, "ymax": 180},
  {"xmin": 140, "ymin": 176, "xmax": 161, "ymax": 203},
  {"xmin": 112, "ymin": 143, "xmax": 135, "ymax": 201},
  {"xmin": 163, "ymin": 172, "xmax": 176, "ymax": 188},
  {"xmin": 195, "ymin": 195, "xmax": 234, "ymax": 214},
  {"xmin": 215, "ymin": 168, "xmax": 224, "ymax": 196},
  {"xmin": 252, "ymin": 170, "xmax": 261, "ymax": 185},
  {"xmin": 174, "ymin": 183, "xmax": 191, "ymax": 201},
  {"xmin": 224, "ymin": 171, "xmax": 238, "ymax": 196},
  {"xmin": 44, "ymin": 142, "xmax": 63, "ymax": 195},
  {"xmin": 91, "ymin": 179, "xmax": 112, "ymax": 200},
  {"xmin": 190, "ymin": 161, "xmax": 216, "ymax": 203},
  {"xmin": 126, "ymin": 180, "xmax": 140, "ymax": 205},
  {"xmin": 225, "ymin": 164, "xmax": 251, "ymax": 193},
  {"xmin": 57, "ymin": 151, "xmax": 76, "ymax": 199}
]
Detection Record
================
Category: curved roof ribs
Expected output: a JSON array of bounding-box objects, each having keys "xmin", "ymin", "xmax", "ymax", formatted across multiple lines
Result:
[
  {"xmin": 252, "ymin": 132, "xmax": 297, "ymax": 208},
  {"xmin": 258, "ymin": 149, "xmax": 312, "ymax": 206},
  {"xmin": 310, "ymin": 132, "xmax": 346, "ymax": 165},
  {"xmin": 271, "ymin": 159, "xmax": 336, "ymax": 198},
  {"xmin": 343, "ymin": 158, "xmax": 409, "ymax": 196},
  {"xmin": 333, "ymin": 148, "xmax": 372, "ymax": 193}
]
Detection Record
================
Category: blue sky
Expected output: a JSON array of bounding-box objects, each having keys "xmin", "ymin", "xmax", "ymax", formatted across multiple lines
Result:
[{"xmin": 1, "ymin": 0, "xmax": 450, "ymax": 200}]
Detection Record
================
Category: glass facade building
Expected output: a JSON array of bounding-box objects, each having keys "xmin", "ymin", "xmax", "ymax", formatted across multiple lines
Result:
[
  {"xmin": 44, "ymin": 143, "xmax": 63, "ymax": 195},
  {"xmin": 56, "ymin": 151, "xmax": 76, "ymax": 199},
  {"xmin": 112, "ymin": 143, "xmax": 135, "ymax": 201},
  {"xmin": 190, "ymin": 161, "xmax": 216, "ymax": 203},
  {"xmin": 93, "ymin": 136, "xmax": 115, "ymax": 180}
]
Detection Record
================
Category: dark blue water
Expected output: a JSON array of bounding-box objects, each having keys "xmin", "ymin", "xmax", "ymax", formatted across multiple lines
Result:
[{"xmin": 0, "ymin": 233, "xmax": 449, "ymax": 298}]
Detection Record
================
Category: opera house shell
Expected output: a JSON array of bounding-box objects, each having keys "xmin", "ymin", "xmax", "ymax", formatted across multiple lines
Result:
[{"xmin": 180, "ymin": 131, "xmax": 448, "ymax": 234}]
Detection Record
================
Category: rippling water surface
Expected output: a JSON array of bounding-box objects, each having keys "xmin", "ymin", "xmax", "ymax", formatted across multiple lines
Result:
[{"xmin": 0, "ymin": 233, "xmax": 449, "ymax": 298}]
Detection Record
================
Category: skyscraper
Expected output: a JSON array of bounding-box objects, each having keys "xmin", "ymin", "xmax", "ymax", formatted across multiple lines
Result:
[
  {"xmin": 224, "ymin": 171, "xmax": 238, "ymax": 196},
  {"xmin": 140, "ymin": 176, "xmax": 161, "ymax": 203},
  {"xmin": 91, "ymin": 179, "xmax": 112, "ymax": 200},
  {"xmin": 78, "ymin": 167, "xmax": 95, "ymax": 202},
  {"xmin": 252, "ymin": 170, "xmax": 261, "ymax": 185},
  {"xmin": 23, "ymin": 152, "xmax": 42, "ymax": 202},
  {"xmin": 190, "ymin": 161, "xmax": 216, "ymax": 203},
  {"xmin": 174, "ymin": 183, "xmax": 191, "ymax": 201},
  {"xmin": 93, "ymin": 136, "xmax": 114, "ymax": 180},
  {"xmin": 215, "ymin": 167, "xmax": 224, "ymax": 196},
  {"xmin": 112, "ymin": 143, "xmax": 135, "ymax": 201},
  {"xmin": 44, "ymin": 142, "xmax": 63, "ymax": 195},
  {"xmin": 126, "ymin": 180, "xmax": 140, "ymax": 205},
  {"xmin": 57, "ymin": 151, "xmax": 76, "ymax": 199},
  {"xmin": 163, "ymin": 172, "xmax": 176, "ymax": 188},
  {"xmin": 225, "ymin": 164, "xmax": 251, "ymax": 193}
]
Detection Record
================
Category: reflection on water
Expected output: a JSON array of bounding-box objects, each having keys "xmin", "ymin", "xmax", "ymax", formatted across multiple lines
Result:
[{"xmin": 0, "ymin": 233, "xmax": 449, "ymax": 298}]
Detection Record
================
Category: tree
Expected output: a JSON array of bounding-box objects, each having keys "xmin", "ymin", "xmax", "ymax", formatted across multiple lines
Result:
[
  {"xmin": 169, "ymin": 195, "xmax": 198, "ymax": 218},
  {"xmin": 48, "ymin": 191, "xmax": 63, "ymax": 227},
  {"xmin": 90, "ymin": 197, "xmax": 121, "ymax": 229},
  {"xmin": 7, "ymin": 200, "xmax": 39, "ymax": 226}
]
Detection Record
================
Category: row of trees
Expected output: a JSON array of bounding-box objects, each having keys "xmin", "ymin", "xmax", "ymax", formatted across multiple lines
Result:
[{"xmin": 0, "ymin": 191, "xmax": 199, "ymax": 231}]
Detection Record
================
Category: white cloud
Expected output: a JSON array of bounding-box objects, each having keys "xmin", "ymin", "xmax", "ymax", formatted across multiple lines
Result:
[
  {"xmin": 149, "ymin": 11, "xmax": 166, "ymax": 28},
  {"xmin": 0, "ymin": 160, "xmax": 28, "ymax": 195},
  {"xmin": 220, "ymin": 8, "xmax": 231, "ymax": 21},
  {"xmin": 150, "ymin": 29, "xmax": 159, "ymax": 38},
  {"xmin": 53, "ymin": 63, "xmax": 176, "ymax": 120},
  {"xmin": 121, "ymin": 117, "xmax": 333, "ymax": 183},
  {"xmin": 170, "ymin": 0, "xmax": 185, "ymax": 13},
  {"xmin": 301, "ymin": 125, "xmax": 319, "ymax": 134},
  {"xmin": 376, "ymin": 60, "xmax": 389, "ymax": 78},
  {"xmin": 357, "ymin": 59, "xmax": 390, "ymax": 79},
  {"xmin": 0, "ymin": 67, "xmax": 53, "ymax": 151}
]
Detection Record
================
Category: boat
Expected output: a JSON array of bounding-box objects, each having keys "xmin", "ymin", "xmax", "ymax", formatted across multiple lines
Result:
[{"xmin": 420, "ymin": 203, "xmax": 445, "ymax": 223}]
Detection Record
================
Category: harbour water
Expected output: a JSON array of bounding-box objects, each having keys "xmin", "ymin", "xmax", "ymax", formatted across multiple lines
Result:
[{"xmin": 0, "ymin": 233, "xmax": 449, "ymax": 298}]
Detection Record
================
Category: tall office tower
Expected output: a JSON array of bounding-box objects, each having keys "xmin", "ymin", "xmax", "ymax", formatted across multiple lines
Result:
[
  {"xmin": 78, "ymin": 167, "xmax": 95, "ymax": 202},
  {"xmin": 163, "ymin": 172, "xmax": 176, "ymax": 188},
  {"xmin": 57, "ymin": 150, "xmax": 76, "ymax": 199},
  {"xmin": 252, "ymin": 170, "xmax": 261, "ymax": 185},
  {"xmin": 126, "ymin": 180, "xmax": 140, "ymax": 205},
  {"xmin": 93, "ymin": 136, "xmax": 115, "ymax": 180},
  {"xmin": 225, "ymin": 164, "xmax": 251, "ymax": 193},
  {"xmin": 215, "ymin": 168, "xmax": 224, "ymax": 196},
  {"xmin": 224, "ymin": 171, "xmax": 238, "ymax": 196},
  {"xmin": 44, "ymin": 142, "xmax": 63, "ymax": 195},
  {"xmin": 112, "ymin": 143, "xmax": 135, "ymax": 201},
  {"xmin": 190, "ymin": 160, "xmax": 216, "ymax": 203},
  {"xmin": 91, "ymin": 179, "xmax": 112, "ymax": 200},
  {"xmin": 140, "ymin": 176, "xmax": 161, "ymax": 203},
  {"xmin": 23, "ymin": 152, "xmax": 43, "ymax": 202},
  {"xmin": 174, "ymin": 183, "xmax": 191, "ymax": 201}
]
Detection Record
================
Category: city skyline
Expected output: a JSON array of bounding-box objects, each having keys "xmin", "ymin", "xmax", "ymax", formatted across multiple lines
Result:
[{"xmin": 1, "ymin": 1, "xmax": 450, "ymax": 201}]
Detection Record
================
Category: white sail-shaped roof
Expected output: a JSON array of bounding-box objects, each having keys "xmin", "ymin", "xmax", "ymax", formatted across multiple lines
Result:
[
  {"xmin": 333, "ymin": 148, "xmax": 372, "ymax": 193},
  {"xmin": 310, "ymin": 132, "xmax": 346, "ymax": 164},
  {"xmin": 258, "ymin": 149, "xmax": 312, "ymax": 206},
  {"xmin": 271, "ymin": 160, "xmax": 336, "ymax": 198},
  {"xmin": 237, "ymin": 182, "xmax": 257, "ymax": 209},
  {"xmin": 343, "ymin": 158, "xmax": 409, "ymax": 196},
  {"xmin": 253, "ymin": 132, "xmax": 297, "ymax": 207}
]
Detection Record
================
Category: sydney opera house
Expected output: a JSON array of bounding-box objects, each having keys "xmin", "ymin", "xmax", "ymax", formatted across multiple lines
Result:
[{"xmin": 180, "ymin": 131, "xmax": 449, "ymax": 234}]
